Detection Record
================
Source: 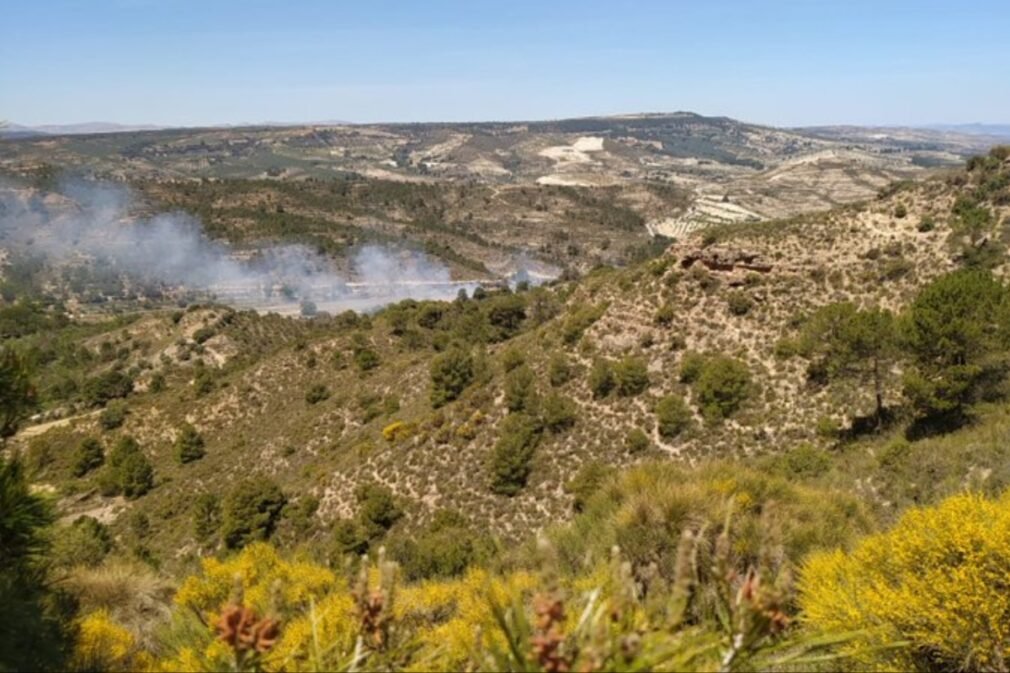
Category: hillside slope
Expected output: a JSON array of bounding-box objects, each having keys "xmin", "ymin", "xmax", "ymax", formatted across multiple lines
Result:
[{"xmin": 9, "ymin": 148, "xmax": 1009, "ymax": 567}]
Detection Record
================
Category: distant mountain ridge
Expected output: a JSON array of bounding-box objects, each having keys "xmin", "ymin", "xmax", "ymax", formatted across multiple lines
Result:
[{"xmin": 924, "ymin": 123, "xmax": 1010, "ymax": 138}]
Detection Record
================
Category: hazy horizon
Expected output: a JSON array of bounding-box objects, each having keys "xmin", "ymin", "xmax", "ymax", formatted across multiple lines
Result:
[{"xmin": 4, "ymin": 0, "xmax": 1008, "ymax": 129}]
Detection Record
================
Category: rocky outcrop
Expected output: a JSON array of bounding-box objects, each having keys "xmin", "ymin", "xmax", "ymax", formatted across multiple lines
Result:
[{"xmin": 680, "ymin": 246, "xmax": 773, "ymax": 273}]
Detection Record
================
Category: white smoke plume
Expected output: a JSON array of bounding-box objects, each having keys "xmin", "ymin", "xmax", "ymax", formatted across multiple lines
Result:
[{"xmin": 0, "ymin": 180, "xmax": 480, "ymax": 313}]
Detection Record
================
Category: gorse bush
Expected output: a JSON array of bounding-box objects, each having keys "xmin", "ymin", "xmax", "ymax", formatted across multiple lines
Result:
[{"xmin": 801, "ymin": 491, "xmax": 1010, "ymax": 671}]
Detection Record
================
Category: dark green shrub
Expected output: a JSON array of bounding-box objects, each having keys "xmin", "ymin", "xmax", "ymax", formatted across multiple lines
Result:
[
  {"xmin": 655, "ymin": 303, "xmax": 675, "ymax": 327},
  {"xmin": 353, "ymin": 347, "xmax": 381, "ymax": 372},
  {"xmin": 679, "ymin": 351, "xmax": 706, "ymax": 383},
  {"xmin": 504, "ymin": 365, "xmax": 536, "ymax": 412},
  {"xmin": 429, "ymin": 347, "xmax": 475, "ymax": 408},
  {"xmin": 541, "ymin": 393, "xmax": 576, "ymax": 433},
  {"xmin": 332, "ymin": 519, "xmax": 370, "ymax": 557},
  {"xmin": 0, "ymin": 348, "xmax": 35, "ymax": 439},
  {"xmin": 221, "ymin": 478, "xmax": 287, "ymax": 549},
  {"xmin": 561, "ymin": 304, "xmax": 606, "ymax": 345},
  {"xmin": 355, "ymin": 483, "xmax": 403, "ymax": 537},
  {"xmin": 98, "ymin": 402, "xmax": 127, "ymax": 431},
  {"xmin": 305, "ymin": 383, "xmax": 330, "ymax": 405},
  {"xmin": 727, "ymin": 292, "xmax": 754, "ymax": 316},
  {"xmin": 779, "ymin": 444, "xmax": 831, "ymax": 478},
  {"xmin": 692, "ymin": 355, "xmax": 752, "ymax": 421},
  {"xmin": 72, "ymin": 437, "xmax": 104, "ymax": 477},
  {"xmin": 174, "ymin": 423, "xmax": 206, "ymax": 464},
  {"xmin": 655, "ymin": 395, "xmax": 692, "ymax": 438},
  {"xmin": 192, "ymin": 327, "xmax": 216, "ymax": 344},
  {"xmin": 500, "ymin": 348, "xmax": 526, "ymax": 373},
  {"xmin": 101, "ymin": 436, "xmax": 153, "ymax": 499},
  {"xmin": 489, "ymin": 413, "xmax": 541, "ymax": 496},
  {"xmin": 548, "ymin": 352, "xmax": 574, "ymax": 386},
  {"xmin": 391, "ymin": 510, "xmax": 488, "ymax": 581},
  {"xmin": 483, "ymin": 294, "xmax": 527, "ymax": 342},
  {"xmin": 901, "ymin": 269, "xmax": 1010, "ymax": 422},
  {"xmin": 625, "ymin": 428, "xmax": 651, "ymax": 453},
  {"xmin": 82, "ymin": 370, "xmax": 133, "ymax": 407},
  {"xmin": 588, "ymin": 359, "xmax": 615, "ymax": 399},
  {"xmin": 613, "ymin": 356, "xmax": 649, "ymax": 396}
]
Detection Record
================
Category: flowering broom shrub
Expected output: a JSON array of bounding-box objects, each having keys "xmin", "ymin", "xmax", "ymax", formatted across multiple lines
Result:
[{"xmin": 800, "ymin": 491, "xmax": 1010, "ymax": 671}]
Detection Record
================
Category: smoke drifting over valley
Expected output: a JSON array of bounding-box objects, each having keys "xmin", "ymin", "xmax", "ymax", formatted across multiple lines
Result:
[{"xmin": 0, "ymin": 181, "xmax": 484, "ymax": 313}]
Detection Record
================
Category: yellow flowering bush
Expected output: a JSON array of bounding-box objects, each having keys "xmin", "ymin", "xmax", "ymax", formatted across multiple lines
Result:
[
  {"xmin": 397, "ymin": 567, "xmax": 537, "ymax": 670},
  {"xmin": 381, "ymin": 421, "xmax": 416, "ymax": 443},
  {"xmin": 70, "ymin": 609, "xmax": 151, "ymax": 672},
  {"xmin": 174, "ymin": 542, "xmax": 338, "ymax": 616},
  {"xmin": 800, "ymin": 491, "xmax": 1010, "ymax": 671}
]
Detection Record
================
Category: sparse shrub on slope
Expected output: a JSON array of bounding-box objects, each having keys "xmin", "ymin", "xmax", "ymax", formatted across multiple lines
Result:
[
  {"xmin": 72, "ymin": 437, "xmax": 105, "ymax": 477},
  {"xmin": 304, "ymin": 383, "xmax": 330, "ymax": 405},
  {"xmin": 221, "ymin": 478, "xmax": 287, "ymax": 549},
  {"xmin": 901, "ymin": 269, "xmax": 1010, "ymax": 426},
  {"xmin": 389, "ymin": 509, "xmax": 492, "ymax": 581},
  {"xmin": 547, "ymin": 352, "xmax": 574, "ymax": 386},
  {"xmin": 588, "ymin": 358, "xmax": 615, "ymax": 399},
  {"xmin": 429, "ymin": 347, "xmax": 475, "ymax": 408},
  {"xmin": 503, "ymin": 364, "xmax": 537, "ymax": 412},
  {"xmin": 687, "ymin": 354, "xmax": 753, "ymax": 422},
  {"xmin": 174, "ymin": 423, "xmax": 206, "ymax": 464},
  {"xmin": 82, "ymin": 369, "xmax": 133, "ymax": 408},
  {"xmin": 613, "ymin": 355, "xmax": 649, "ymax": 396},
  {"xmin": 489, "ymin": 413, "xmax": 541, "ymax": 496},
  {"xmin": 98, "ymin": 401, "xmax": 127, "ymax": 431},
  {"xmin": 801, "ymin": 491, "xmax": 1010, "ymax": 672},
  {"xmin": 540, "ymin": 392, "xmax": 576, "ymax": 433},
  {"xmin": 99, "ymin": 436, "xmax": 153, "ymax": 499},
  {"xmin": 656, "ymin": 394, "xmax": 692, "ymax": 438},
  {"xmin": 561, "ymin": 303, "xmax": 607, "ymax": 345},
  {"xmin": 49, "ymin": 516, "xmax": 113, "ymax": 569}
]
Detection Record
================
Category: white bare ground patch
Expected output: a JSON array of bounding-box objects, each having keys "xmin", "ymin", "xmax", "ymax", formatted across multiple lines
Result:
[
  {"xmin": 538, "ymin": 136, "xmax": 605, "ymax": 164},
  {"xmin": 535, "ymin": 174, "xmax": 597, "ymax": 187}
]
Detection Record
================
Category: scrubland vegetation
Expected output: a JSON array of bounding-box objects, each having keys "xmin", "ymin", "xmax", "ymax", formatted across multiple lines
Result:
[{"xmin": 2, "ymin": 147, "xmax": 1010, "ymax": 671}]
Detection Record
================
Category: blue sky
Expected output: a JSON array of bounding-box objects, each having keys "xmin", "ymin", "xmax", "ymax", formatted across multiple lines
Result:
[{"xmin": 3, "ymin": 0, "xmax": 1008, "ymax": 127}]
